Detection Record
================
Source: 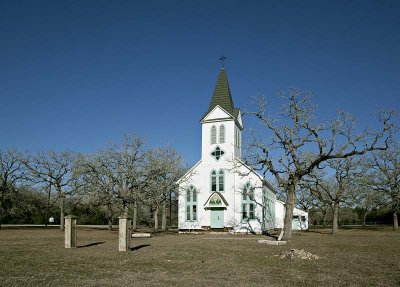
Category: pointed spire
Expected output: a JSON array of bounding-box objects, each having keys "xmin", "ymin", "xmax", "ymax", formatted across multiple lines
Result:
[
  {"xmin": 207, "ymin": 68, "xmax": 235, "ymax": 114},
  {"xmin": 200, "ymin": 67, "xmax": 240, "ymax": 122}
]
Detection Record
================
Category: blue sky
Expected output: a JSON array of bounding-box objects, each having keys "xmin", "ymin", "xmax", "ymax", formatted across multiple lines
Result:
[{"xmin": 1, "ymin": 0, "xmax": 399, "ymax": 166}]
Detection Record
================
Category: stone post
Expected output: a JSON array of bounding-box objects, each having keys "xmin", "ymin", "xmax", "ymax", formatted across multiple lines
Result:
[
  {"xmin": 118, "ymin": 215, "xmax": 132, "ymax": 251},
  {"xmin": 64, "ymin": 215, "xmax": 77, "ymax": 248}
]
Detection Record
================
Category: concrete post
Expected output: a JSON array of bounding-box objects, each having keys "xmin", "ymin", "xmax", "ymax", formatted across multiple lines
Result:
[
  {"xmin": 118, "ymin": 215, "xmax": 132, "ymax": 251},
  {"xmin": 64, "ymin": 215, "xmax": 77, "ymax": 248}
]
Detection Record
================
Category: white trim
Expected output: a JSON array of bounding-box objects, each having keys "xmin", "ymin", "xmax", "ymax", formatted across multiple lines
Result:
[
  {"xmin": 233, "ymin": 157, "xmax": 278, "ymax": 194},
  {"xmin": 201, "ymin": 105, "xmax": 234, "ymax": 123},
  {"xmin": 204, "ymin": 192, "xmax": 229, "ymax": 208},
  {"xmin": 176, "ymin": 159, "xmax": 202, "ymax": 184},
  {"xmin": 237, "ymin": 111, "xmax": 243, "ymax": 129}
]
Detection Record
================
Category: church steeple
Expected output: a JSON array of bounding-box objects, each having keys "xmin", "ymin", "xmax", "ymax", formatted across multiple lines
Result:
[
  {"xmin": 208, "ymin": 68, "xmax": 234, "ymax": 115},
  {"xmin": 201, "ymin": 68, "xmax": 240, "ymax": 122}
]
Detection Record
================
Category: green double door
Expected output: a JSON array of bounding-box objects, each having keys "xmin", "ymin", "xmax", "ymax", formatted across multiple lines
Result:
[{"xmin": 210, "ymin": 208, "xmax": 224, "ymax": 228}]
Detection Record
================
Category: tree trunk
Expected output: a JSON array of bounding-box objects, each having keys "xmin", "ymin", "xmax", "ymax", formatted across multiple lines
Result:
[
  {"xmin": 332, "ymin": 201, "xmax": 339, "ymax": 235},
  {"xmin": 0, "ymin": 198, "xmax": 3, "ymax": 231},
  {"xmin": 132, "ymin": 200, "xmax": 137, "ymax": 231},
  {"xmin": 154, "ymin": 207, "xmax": 159, "ymax": 231},
  {"xmin": 45, "ymin": 182, "xmax": 51, "ymax": 227},
  {"xmin": 0, "ymin": 187, "xmax": 5, "ymax": 230},
  {"xmin": 59, "ymin": 193, "xmax": 65, "ymax": 231},
  {"xmin": 169, "ymin": 191, "xmax": 172, "ymax": 228},
  {"xmin": 282, "ymin": 184, "xmax": 296, "ymax": 241},
  {"xmin": 161, "ymin": 200, "xmax": 167, "ymax": 231},
  {"xmin": 363, "ymin": 211, "xmax": 368, "ymax": 227},
  {"xmin": 107, "ymin": 204, "xmax": 113, "ymax": 230},
  {"xmin": 393, "ymin": 211, "xmax": 398, "ymax": 231},
  {"xmin": 322, "ymin": 210, "xmax": 327, "ymax": 227}
]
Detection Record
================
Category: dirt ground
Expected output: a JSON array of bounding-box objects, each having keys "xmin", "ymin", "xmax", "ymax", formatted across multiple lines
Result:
[{"xmin": 0, "ymin": 227, "xmax": 399, "ymax": 286}]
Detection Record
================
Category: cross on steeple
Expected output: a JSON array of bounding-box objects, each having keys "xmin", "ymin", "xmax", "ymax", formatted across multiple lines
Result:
[{"xmin": 219, "ymin": 55, "xmax": 227, "ymax": 68}]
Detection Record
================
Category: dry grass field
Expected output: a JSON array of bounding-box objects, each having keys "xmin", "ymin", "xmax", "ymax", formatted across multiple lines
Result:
[{"xmin": 0, "ymin": 227, "xmax": 399, "ymax": 287}]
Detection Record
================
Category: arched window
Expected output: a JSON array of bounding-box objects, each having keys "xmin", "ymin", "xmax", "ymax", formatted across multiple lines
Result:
[
  {"xmin": 218, "ymin": 170, "xmax": 224, "ymax": 192},
  {"xmin": 235, "ymin": 128, "xmax": 241, "ymax": 147},
  {"xmin": 186, "ymin": 185, "xmax": 197, "ymax": 222},
  {"xmin": 210, "ymin": 126, "xmax": 217, "ymax": 144},
  {"xmin": 211, "ymin": 170, "xmax": 217, "ymax": 192},
  {"xmin": 235, "ymin": 128, "xmax": 238, "ymax": 147},
  {"xmin": 219, "ymin": 125, "xmax": 225, "ymax": 143},
  {"xmin": 211, "ymin": 169, "xmax": 224, "ymax": 192},
  {"xmin": 242, "ymin": 182, "xmax": 255, "ymax": 221}
]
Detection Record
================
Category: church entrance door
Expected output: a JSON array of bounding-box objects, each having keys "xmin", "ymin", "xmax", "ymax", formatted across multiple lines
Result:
[{"xmin": 210, "ymin": 208, "xmax": 224, "ymax": 228}]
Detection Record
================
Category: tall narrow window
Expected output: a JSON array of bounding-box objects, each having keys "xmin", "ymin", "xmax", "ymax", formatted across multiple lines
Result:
[
  {"xmin": 218, "ymin": 170, "xmax": 224, "ymax": 192},
  {"xmin": 186, "ymin": 185, "xmax": 197, "ymax": 222},
  {"xmin": 219, "ymin": 125, "xmax": 225, "ymax": 143},
  {"xmin": 211, "ymin": 126, "xmax": 217, "ymax": 144},
  {"xmin": 211, "ymin": 169, "xmax": 224, "ymax": 192},
  {"xmin": 236, "ymin": 128, "xmax": 241, "ymax": 147},
  {"xmin": 242, "ymin": 203, "xmax": 247, "ymax": 219},
  {"xmin": 242, "ymin": 182, "xmax": 255, "ymax": 221},
  {"xmin": 234, "ymin": 129, "xmax": 237, "ymax": 146},
  {"xmin": 234, "ymin": 128, "xmax": 241, "ymax": 148},
  {"xmin": 211, "ymin": 170, "xmax": 217, "ymax": 192}
]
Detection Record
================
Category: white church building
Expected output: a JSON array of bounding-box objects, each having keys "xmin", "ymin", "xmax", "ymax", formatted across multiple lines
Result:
[{"xmin": 177, "ymin": 68, "xmax": 282, "ymax": 234}]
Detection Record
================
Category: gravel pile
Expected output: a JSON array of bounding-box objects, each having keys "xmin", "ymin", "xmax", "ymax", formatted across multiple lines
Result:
[{"xmin": 275, "ymin": 249, "xmax": 321, "ymax": 260}]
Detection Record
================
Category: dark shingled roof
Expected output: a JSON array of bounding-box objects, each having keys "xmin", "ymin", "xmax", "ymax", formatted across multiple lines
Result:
[{"xmin": 201, "ymin": 68, "xmax": 239, "ymax": 121}]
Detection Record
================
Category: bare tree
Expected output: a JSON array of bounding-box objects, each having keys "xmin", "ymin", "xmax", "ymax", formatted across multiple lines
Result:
[
  {"xmin": 24, "ymin": 150, "xmax": 76, "ymax": 230},
  {"xmin": 295, "ymin": 186, "xmax": 318, "ymax": 213},
  {"xmin": 302, "ymin": 158, "xmax": 362, "ymax": 234},
  {"xmin": 350, "ymin": 171, "xmax": 384, "ymax": 226},
  {"xmin": 74, "ymin": 152, "xmax": 120, "ymax": 230},
  {"xmin": 312, "ymin": 200, "xmax": 331, "ymax": 227},
  {"xmin": 245, "ymin": 89, "xmax": 395, "ymax": 240},
  {"xmin": 76, "ymin": 135, "xmax": 148, "ymax": 229},
  {"xmin": 353, "ymin": 186, "xmax": 383, "ymax": 226},
  {"xmin": 367, "ymin": 143, "xmax": 400, "ymax": 230},
  {"xmin": 0, "ymin": 148, "xmax": 26, "ymax": 230},
  {"xmin": 144, "ymin": 146, "xmax": 184, "ymax": 231}
]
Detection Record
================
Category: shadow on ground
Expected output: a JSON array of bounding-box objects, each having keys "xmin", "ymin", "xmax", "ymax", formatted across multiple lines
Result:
[
  {"xmin": 78, "ymin": 242, "xmax": 106, "ymax": 248},
  {"xmin": 130, "ymin": 244, "xmax": 150, "ymax": 251}
]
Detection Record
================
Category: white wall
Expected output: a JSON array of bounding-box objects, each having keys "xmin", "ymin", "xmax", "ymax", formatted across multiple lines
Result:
[
  {"xmin": 274, "ymin": 200, "xmax": 309, "ymax": 230},
  {"xmin": 275, "ymin": 201, "xmax": 285, "ymax": 229},
  {"xmin": 178, "ymin": 158, "xmax": 272, "ymax": 231},
  {"xmin": 201, "ymin": 106, "xmax": 241, "ymax": 162},
  {"xmin": 178, "ymin": 105, "xmax": 270, "ymax": 231}
]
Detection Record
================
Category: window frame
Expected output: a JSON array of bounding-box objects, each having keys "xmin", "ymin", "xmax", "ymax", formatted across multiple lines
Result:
[
  {"xmin": 242, "ymin": 182, "xmax": 255, "ymax": 221},
  {"xmin": 211, "ymin": 125, "xmax": 217, "ymax": 145},
  {"xmin": 218, "ymin": 170, "xmax": 224, "ymax": 192},
  {"xmin": 210, "ymin": 169, "xmax": 225, "ymax": 193},
  {"xmin": 185, "ymin": 185, "xmax": 197, "ymax": 222},
  {"xmin": 219, "ymin": 125, "xmax": 225, "ymax": 144},
  {"xmin": 210, "ymin": 146, "xmax": 225, "ymax": 161}
]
